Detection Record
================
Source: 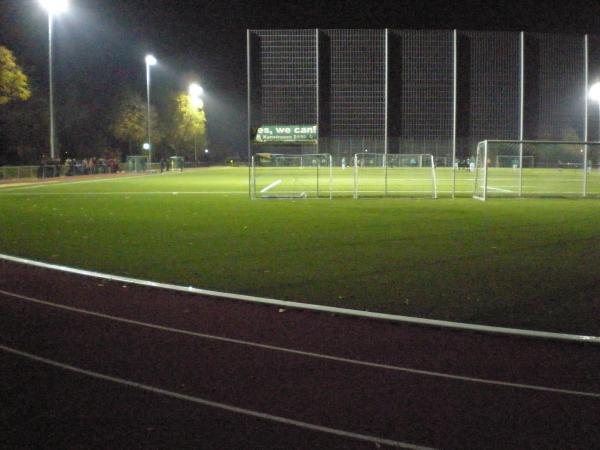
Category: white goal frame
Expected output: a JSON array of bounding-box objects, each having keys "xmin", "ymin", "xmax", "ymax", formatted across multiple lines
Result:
[{"xmin": 473, "ymin": 140, "xmax": 599, "ymax": 201}]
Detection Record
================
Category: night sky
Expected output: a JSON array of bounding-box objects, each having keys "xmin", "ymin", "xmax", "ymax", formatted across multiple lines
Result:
[{"xmin": 3, "ymin": 0, "xmax": 600, "ymax": 153}]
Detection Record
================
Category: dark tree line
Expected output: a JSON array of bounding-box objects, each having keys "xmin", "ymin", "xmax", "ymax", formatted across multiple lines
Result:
[{"xmin": 0, "ymin": 46, "xmax": 207, "ymax": 166}]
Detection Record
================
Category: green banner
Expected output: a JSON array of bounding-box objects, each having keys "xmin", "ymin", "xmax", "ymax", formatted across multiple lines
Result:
[{"xmin": 255, "ymin": 125, "xmax": 318, "ymax": 143}]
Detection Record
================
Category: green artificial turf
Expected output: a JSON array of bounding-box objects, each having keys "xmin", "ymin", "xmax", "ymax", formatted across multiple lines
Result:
[{"xmin": 1, "ymin": 167, "xmax": 599, "ymax": 335}]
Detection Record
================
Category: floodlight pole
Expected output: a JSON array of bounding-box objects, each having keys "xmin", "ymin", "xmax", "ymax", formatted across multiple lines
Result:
[
  {"xmin": 46, "ymin": 14, "xmax": 57, "ymax": 160},
  {"xmin": 46, "ymin": 13, "xmax": 57, "ymax": 160},
  {"xmin": 146, "ymin": 61, "xmax": 152, "ymax": 168},
  {"xmin": 145, "ymin": 55, "xmax": 157, "ymax": 169},
  {"xmin": 584, "ymin": 35, "xmax": 589, "ymax": 198}
]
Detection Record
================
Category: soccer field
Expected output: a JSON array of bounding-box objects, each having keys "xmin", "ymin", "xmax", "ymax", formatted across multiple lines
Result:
[{"xmin": 1, "ymin": 167, "xmax": 599, "ymax": 335}]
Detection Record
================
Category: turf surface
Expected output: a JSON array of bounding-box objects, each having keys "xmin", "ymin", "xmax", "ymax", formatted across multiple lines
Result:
[{"xmin": 1, "ymin": 167, "xmax": 599, "ymax": 335}]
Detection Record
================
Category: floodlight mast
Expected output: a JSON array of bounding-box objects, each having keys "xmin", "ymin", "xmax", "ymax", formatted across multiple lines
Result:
[
  {"xmin": 38, "ymin": 0, "xmax": 69, "ymax": 160},
  {"xmin": 145, "ymin": 55, "xmax": 157, "ymax": 168}
]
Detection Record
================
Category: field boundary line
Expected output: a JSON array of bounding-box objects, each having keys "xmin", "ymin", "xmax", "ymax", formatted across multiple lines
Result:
[
  {"xmin": 0, "ymin": 344, "xmax": 432, "ymax": 450},
  {"xmin": 0, "ymin": 253, "xmax": 599, "ymax": 345},
  {"xmin": 2, "ymin": 288, "xmax": 600, "ymax": 398},
  {"xmin": 0, "ymin": 173, "xmax": 160, "ymax": 192},
  {"xmin": 0, "ymin": 191, "xmax": 249, "ymax": 196}
]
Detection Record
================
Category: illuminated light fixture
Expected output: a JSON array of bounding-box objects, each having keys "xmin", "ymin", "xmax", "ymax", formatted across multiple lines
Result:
[
  {"xmin": 189, "ymin": 83, "xmax": 204, "ymax": 97},
  {"xmin": 589, "ymin": 82, "xmax": 600, "ymax": 102},
  {"xmin": 189, "ymin": 83, "xmax": 204, "ymax": 109},
  {"xmin": 145, "ymin": 54, "xmax": 157, "ymax": 66},
  {"xmin": 39, "ymin": 0, "xmax": 69, "ymax": 15}
]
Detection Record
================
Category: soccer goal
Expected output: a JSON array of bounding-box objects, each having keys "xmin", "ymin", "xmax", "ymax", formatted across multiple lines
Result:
[
  {"xmin": 354, "ymin": 153, "xmax": 438, "ymax": 198},
  {"xmin": 473, "ymin": 140, "xmax": 600, "ymax": 200},
  {"xmin": 251, "ymin": 153, "xmax": 333, "ymax": 199},
  {"xmin": 126, "ymin": 155, "xmax": 149, "ymax": 173}
]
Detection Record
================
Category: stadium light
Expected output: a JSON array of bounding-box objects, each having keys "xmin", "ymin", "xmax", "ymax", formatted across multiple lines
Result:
[
  {"xmin": 39, "ymin": 0, "xmax": 69, "ymax": 15},
  {"xmin": 189, "ymin": 83, "xmax": 204, "ymax": 109},
  {"xmin": 590, "ymin": 82, "xmax": 600, "ymax": 142},
  {"xmin": 189, "ymin": 83, "xmax": 204, "ymax": 97},
  {"xmin": 589, "ymin": 82, "xmax": 600, "ymax": 102},
  {"xmin": 38, "ymin": 0, "xmax": 69, "ymax": 160},
  {"xmin": 145, "ymin": 54, "xmax": 157, "ymax": 167}
]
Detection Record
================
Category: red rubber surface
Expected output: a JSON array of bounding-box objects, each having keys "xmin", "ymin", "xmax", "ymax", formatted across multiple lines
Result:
[{"xmin": 1, "ymin": 259, "xmax": 599, "ymax": 449}]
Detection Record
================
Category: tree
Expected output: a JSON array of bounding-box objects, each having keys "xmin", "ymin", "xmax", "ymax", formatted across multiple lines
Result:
[
  {"xmin": 164, "ymin": 92, "xmax": 207, "ymax": 159},
  {"xmin": 110, "ymin": 90, "xmax": 159, "ymax": 155},
  {"xmin": 0, "ymin": 46, "xmax": 31, "ymax": 106}
]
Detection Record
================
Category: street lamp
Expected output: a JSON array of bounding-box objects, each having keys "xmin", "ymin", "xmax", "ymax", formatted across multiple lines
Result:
[
  {"xmin": 38, "ymin": 0, "xmax": 69, "ymax": 160},
  {"xmin": 145, "ymin": 54, "xmax": 157, "ymax": 169}
]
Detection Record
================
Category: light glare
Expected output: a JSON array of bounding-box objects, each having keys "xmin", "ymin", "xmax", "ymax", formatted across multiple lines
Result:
[
  {"xmin": 145, "ymin": 55, "xmax": 157, "ymax": 66},
  {"xmin": 39, "ymin": 0, "xmax": 69, "ymax": 15},
  {"xmin": 189, "ymin": 83, "xmax": 204, "ymax": 97},
  {"xmin": 589, "ymin": 82, "xmax": 600, "ymax": 102},
  {"xmin": 191, "ymin": 97, "xmax": 204, "ymax": 109}
]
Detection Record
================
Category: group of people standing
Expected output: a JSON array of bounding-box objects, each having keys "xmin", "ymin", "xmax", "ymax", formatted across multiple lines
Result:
[{"xmin": 65, "ymin": 158, "xmax": 120, "ymax": 176}]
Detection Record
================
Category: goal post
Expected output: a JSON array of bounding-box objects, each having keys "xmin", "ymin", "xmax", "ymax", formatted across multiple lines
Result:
[
  {"xmin": 354, "ymin": 153, "xmax": 438, "ymax": 199},
  {"xmin": 474, "ymin": 140, "xmax": 600, "ymax": 200},
  {"xmin": 251, "ymin": 153, "xmax": 333, "ymax": 199}
]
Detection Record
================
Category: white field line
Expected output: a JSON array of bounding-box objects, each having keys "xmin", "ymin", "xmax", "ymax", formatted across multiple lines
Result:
[
  {"xmin": 0, "ymin": 173, "xmax": 162, "ymax": 192},
  {"xmin": 0, "ymin": 191, "xmax": 249, "ymax": 196},
  {"xmin": 260, "ymin": 179, "xmax": 283, "ymax": 193},
  {"xmin": 0, "ymin": 253, "xmax": 598, "ymax": 345},
  {"xmin": 487, "ymin": 186, "xmax": 514, "ymax": 193},
  {"xmin": 1, "ymin": 288, "xmax": 599, "ymax": 399},
  {"xmin": 0, "ymin": 344, "xmax": 433, "ymax": 450}
]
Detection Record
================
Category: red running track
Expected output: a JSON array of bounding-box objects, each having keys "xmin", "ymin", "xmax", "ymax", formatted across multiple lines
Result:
[{"xmin": 1, "ymin": 259, "xmax": 599, "ymax": 449}]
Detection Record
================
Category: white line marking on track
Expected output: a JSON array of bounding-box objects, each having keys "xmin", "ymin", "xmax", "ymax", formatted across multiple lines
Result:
[
  {"xmin": 1, "ymin": 288, "xmax": 599, "ymax": 399},
  {"xmin": 260, "ymin": 179, "xmax": 283, "ymax": 193},
  {"xmin": 1, "ymin": 253, "xmax": 598, "ymax": 344},
  {"xmin": 0, "ymin": 344, "xmax": 434, "ymax": 450}
]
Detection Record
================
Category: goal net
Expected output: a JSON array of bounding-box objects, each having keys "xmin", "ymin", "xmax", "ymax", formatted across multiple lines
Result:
[
  {"xmin": 496, "ymin": 155, "xmax": 535, "ymax": 168},
  {"xmin": 473, "ymin": 140, "xmax": 600, "ymax": 200},
  {"xmin": 354, "ymin": 153, "xmax": 438, "ymax": 198},
  {"xmin": 251, "ymin": 153, "xmax": 332, "ymax": 199}
]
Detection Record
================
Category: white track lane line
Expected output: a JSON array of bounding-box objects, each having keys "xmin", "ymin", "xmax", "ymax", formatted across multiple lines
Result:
[
  {"xmin": 1, "ymin": 289, "xmax": 599, "ymax": 399},
  {"xmin": 260, "ymin": 179, "xmax": 283, "ymax": 193},
  {"xmin": 1, "ymin": 253, "xmax": 598, "ymax": 344},
  {"xmin": 0, "ymin": 344, "xmax": 433, "ymax": 450}
]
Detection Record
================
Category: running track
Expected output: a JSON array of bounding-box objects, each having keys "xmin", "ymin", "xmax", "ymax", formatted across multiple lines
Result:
[{"xmin": 1, "ymin": 259, "xmax": 599, "ymax": 449}]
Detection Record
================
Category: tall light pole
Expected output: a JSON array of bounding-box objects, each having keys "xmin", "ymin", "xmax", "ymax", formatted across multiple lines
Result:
[
  {"xmin": 145, "ymin": 54, "xmax": 157, "ymax": 169},
  {"xmin": 38, "ymin": 0, "xmax": 68, "ymax": 160},
  {"xmin": 189, "ymin": 83, "xmax": 204, "ymax": 163}
]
